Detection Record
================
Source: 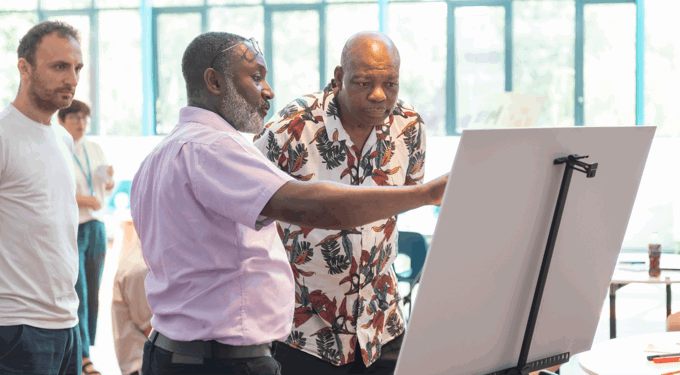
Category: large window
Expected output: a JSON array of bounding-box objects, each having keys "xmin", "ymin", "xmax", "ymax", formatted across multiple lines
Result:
[
  {"xmin": 0, "ymin": 0, "xmax": 648, "ymax": 137},
  {"xmin": 389, "ymin": 2, "xmax": 447, "ymax": 136},
  {"xmin": 584, "ymin": 3, "xmax": 636, "ymax": 126},
  {"xmin": 514, "ymin": 0, "xmax": 574, "ymax": 128}
]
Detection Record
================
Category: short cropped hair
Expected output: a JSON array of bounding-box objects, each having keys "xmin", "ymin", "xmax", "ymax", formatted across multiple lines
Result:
[
  {"xmin": 57, "ymin": 99, "xmax": 91, "ymax": 122},
  {"xmin": 181, "ymin": 32, "xmax": 245, "ymax": 101},
  {"xmin": 18, "ymin": 21, "xmax": 81, "ymax": 67}
]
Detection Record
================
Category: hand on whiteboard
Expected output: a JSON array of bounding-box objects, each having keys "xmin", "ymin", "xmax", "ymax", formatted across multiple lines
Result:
[{"xmin": 426, "ymin": 174, "xmax": 448, "ymax": 207}]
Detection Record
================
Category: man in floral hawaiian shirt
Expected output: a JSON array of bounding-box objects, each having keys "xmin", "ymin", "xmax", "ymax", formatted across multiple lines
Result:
[{"xmin": 253, "ymin": 31, "xmax": 425, "ymax": 374}]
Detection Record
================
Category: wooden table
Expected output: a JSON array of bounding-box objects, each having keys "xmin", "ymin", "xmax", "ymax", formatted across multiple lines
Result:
[
  {"xmin": 610, "ymin": 253, "xmax": 680, "ymax": 339},
  {"xmin": 579, "ymin": 332, "xmax": 680, "ymax": 375}
]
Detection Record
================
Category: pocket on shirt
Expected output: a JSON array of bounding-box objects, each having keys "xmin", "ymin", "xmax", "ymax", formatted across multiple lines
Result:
[{"xmin": 0, "ymin": 325, "xmax": 24, "ymax": 360}]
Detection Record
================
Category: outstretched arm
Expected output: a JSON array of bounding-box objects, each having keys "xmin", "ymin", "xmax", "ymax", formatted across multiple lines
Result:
[{"xmin": 261, "ymin": 173, "xmax": 447, "ymax": 230}]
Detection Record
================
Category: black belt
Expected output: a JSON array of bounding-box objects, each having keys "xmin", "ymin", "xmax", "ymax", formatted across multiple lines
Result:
[{"xmin": 149, "ymin": 329, "xmax": 272, "ymax": 360}]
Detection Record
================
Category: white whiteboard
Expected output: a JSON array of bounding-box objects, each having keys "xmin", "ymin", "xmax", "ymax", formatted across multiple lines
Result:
[{"xmin": 395, "ymin": 126, "xmax": 655, "ymax": 375}]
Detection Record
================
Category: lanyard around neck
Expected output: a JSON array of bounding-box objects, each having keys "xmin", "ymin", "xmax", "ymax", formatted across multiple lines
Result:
[{"xmin": 73, "ymin": 143, "xmax": 94, "ymax": 196}]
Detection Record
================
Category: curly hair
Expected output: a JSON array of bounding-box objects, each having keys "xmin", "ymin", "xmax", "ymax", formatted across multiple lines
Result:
[{"xmin": 18, "ymin": 21, "xmax": 81, "ymax": 67}]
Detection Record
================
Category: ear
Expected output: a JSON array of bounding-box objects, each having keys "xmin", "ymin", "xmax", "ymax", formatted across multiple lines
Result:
[
  {"xmin": 17, "ymin": 58, "xmax": 31, "ymax": 79},
  {"xmin": 203, "ymin": 67, "xmax": 222, "ymax": 96},
  {"xmin": 334, "ymin": 66, "xmax": 344, "ymax": 90}
]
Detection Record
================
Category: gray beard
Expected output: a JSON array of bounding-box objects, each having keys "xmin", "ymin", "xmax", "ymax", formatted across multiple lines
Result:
[{"xmin": 221, "ymin": 77, "xmax": 263, "ymax": 134}]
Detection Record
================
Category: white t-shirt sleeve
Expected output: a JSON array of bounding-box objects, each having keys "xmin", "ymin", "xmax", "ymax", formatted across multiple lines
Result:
[{"xmin": 189, "ymin": 134, "xmax": 294, "ymax": 230}]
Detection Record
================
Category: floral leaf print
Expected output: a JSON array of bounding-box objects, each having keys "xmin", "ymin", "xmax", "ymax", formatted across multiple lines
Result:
[
  {"xmin": 292, "ymin": 172, "xmax": 315, "ymax": 181},
  {"xmin": 285, "ymin": 331, "xmax": 307, "ymax": 349},
  {"xmin": 372, "ymin": 275, "xmax": 393, "ymax": 310},
  {"xmin": 371, "ymin": 169, "xmax": 390, "ymax": 186},
  {"xmin": 265, "ymin": 131, "xmax": 282, "ymax": 164},
  {"xmin": 385, "ymin": 308, "xmax": 404, "ymax": 337},
  {"xmin": 378, "ymin": 139, "xmax": 395, "ymax": 167},
  {"xmin": 377, "ymin": 243, "xmax": 393, "ymax": 274},
  {"xmin": 287, "ymin": 116, "xmax": 306, "ymax": 142},
  {"xmin": 313, "ymin": 127, "xmax": 347, "ymax": 170},
  {"xmin": 391, "ymin": 99, "xmax": 407, "ymax": 118},
  {"xmin": 296, "ymin": 282, "xmax": 311, "ymax": 306},
  {"xmin": 253, "ymin": 124, "xmax": 268, "ymax": 142},
  {"xmin": 315, "ymin": 329, "xmax": 341, "ymax": 364},
  {"xmin": 276, "ymin": 222, "xmax": 285, "ymax": 241},
  {"xmin": 288, "ymin": 143, "xmax": 309, "ymax": 173},
  {"xmin": 408, "ymin": 150, "xmax": 425, "ymax": 176},
  {"xmin": 292, "ymin": 240, "xmax": 313, "ymax": 265},
  {"xmin": 327, "ymin": 98, "xmax": 340, "ymax": 119},
  {"xmin": 398, "ymin": 122, "xmax": 418, "ymax": 156},
  {"xmin": 321, "ymin": 239, "xmax": 350, "ymax": 275},
  {"xmin": 308, "ymin": 289, "xmax": 338, "ymax": 325},
  {"xmin": 293, "ymin": 306, "xmax": 315, "ymax": 328},
  {"xmin": 372, "ymin": 310, "xmax": 385, "ymax": 335},
  {"xmin": 278, "ymin": 102, "xmax": 298, "ymax": 119},
  {"xmin": 339, "ymin": 257, "xmax": 360, "ymax": 296},
  {"xmin": 415, "ymin": 121, "xmax": 423, "ymax": 152},
  {"xmin": 281, "ymin": 226, "xmax": 291, "ymax": 245},
  {"xmin": 359, "ymin": 150, "xmax": 374, "ymax": 183},
  {"xmin": 352, "ymin": 297, "xmax": 364, "ymax": 328}
]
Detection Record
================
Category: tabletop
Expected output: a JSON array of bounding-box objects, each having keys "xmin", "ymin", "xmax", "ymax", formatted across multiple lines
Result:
[
  {"xmin": 579, "ymin": 332, "xmax": 680, "ymax": 375},
  {"xmin": 612, "ymin": 253, "xmax": 680, "ymax": 284}
]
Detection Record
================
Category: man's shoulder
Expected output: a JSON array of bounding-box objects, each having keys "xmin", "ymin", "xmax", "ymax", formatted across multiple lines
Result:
[
  {"xmin": 0, "ymin": 105, "xmax": 19, "ymax": 133},
  {"xmin": 389, "ymin": 99, "xmax": 424, "ymax": 129},
  {"xmin": 269, "ymin": 91, "xmax": 330, "ymax": 129}
]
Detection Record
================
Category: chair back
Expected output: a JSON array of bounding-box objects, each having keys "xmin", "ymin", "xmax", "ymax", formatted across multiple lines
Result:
[{"xmin": 396, "ymin": 231, "xmax": 428, "ymax": 283}]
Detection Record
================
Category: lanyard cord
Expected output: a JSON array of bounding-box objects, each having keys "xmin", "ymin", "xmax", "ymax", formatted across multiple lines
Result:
[{"xmin": 73, "ymin": 143, "xmax": 94, "ymax": 196}]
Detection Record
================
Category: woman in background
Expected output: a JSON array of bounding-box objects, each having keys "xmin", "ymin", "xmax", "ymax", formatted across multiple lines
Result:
[{"xmin": 58, "ymin": 99, "xmax": 115, "ymax": 375}]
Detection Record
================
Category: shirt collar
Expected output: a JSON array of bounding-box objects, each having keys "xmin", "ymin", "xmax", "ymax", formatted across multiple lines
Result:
[{"xmin": 179, "ymin": 106, "xmax": 238, "ymax": 133}]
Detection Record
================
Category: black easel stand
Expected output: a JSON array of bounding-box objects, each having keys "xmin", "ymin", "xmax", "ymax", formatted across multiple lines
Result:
[{"xmin": 480, "ymin": 154, "xmax": 598, "ymax": 375}]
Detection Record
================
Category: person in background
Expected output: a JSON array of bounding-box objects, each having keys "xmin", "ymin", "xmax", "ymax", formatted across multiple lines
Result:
[
  {"xmin": 0, "ymin": 20, "xmax": 83, "ymax": 375},
  {"xmin": 58, "ymin": 99, "xmax": 115, "ymax": 375},
  {"xmin": 112, "ymin": 221, "xmax": 151, "ymax": 375},
  {"xmin": 131, "ymin": 31, "xmax": 447, "ymax": 375},
  {"xmin": 253, "ymin": 31, "xmax": 423, "ymax": 375}
]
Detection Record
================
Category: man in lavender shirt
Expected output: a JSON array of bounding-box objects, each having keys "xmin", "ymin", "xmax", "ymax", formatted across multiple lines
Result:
[{"xmin": 130, "ymin": 32, "xmax": 448, "ymax": 375}]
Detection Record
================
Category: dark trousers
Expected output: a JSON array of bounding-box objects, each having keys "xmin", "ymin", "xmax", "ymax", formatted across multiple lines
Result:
[
  {"xmin": 75, "ymin": 219, "xmax": 107, "ymax": 357},
  {"xmin": 141, "ymin": 340, "xmax": 281, "ymax": 375},
  {"xmin": 275, "ymin": 333, "xmax": 404, "ymax": 375},
  {"xmin": 0, "ymin": 324, "xmax": 81, "ymax": 375}
]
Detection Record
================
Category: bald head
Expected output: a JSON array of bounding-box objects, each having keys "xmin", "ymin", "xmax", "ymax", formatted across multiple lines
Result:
[
  {"xmin": 340, "ymin": 31, "xmax": 400, "ymax": 73},
  {"xmin": 334, "ymin": 31, "xmax": 401, "ymax": 129}
]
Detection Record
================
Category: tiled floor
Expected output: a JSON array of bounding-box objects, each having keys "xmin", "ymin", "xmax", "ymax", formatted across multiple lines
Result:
[{"xmin": 88, "ymin": 241, "xmax": 674, "ymax": 375}]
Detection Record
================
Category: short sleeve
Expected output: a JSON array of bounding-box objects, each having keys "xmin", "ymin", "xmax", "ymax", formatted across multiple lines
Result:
[
  {"xmin": 189, "ymin": 134, "xmax": 294, "ymax": 230},
  {"xmin": 404, "ymin": 105, "xmax": 427, "ymax": 185}
]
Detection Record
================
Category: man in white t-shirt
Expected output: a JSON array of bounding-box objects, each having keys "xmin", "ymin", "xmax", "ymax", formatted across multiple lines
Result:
[{"xmin": 0, "ymin": 20, "xmax": 84, "ymax": 375}]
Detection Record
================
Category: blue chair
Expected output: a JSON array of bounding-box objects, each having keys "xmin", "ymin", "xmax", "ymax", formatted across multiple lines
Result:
[
  {"xmin": 105, "ymin": 180, "xmax": 132, "ymax": 214},
  {"xmin": 396, "ymin": 231, "xmax": 428, "ymax": 318}
]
